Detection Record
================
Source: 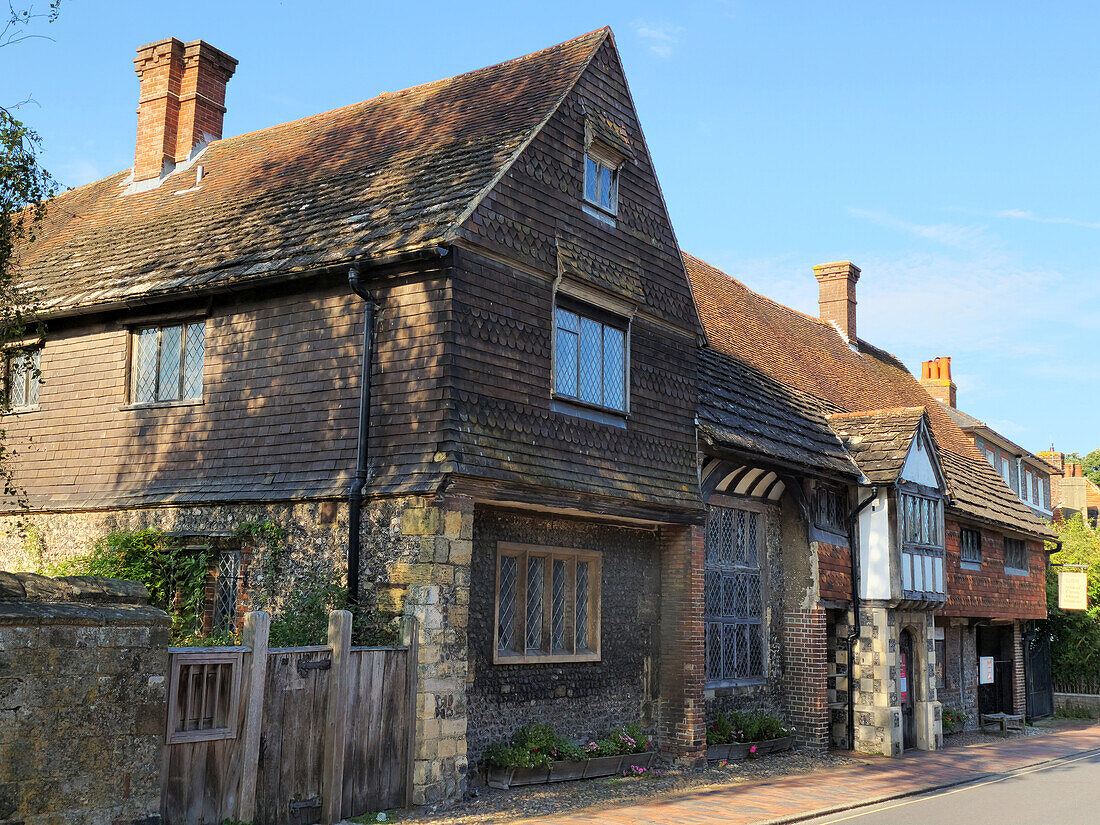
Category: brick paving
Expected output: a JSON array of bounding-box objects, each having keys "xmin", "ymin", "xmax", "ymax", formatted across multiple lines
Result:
[{"xmin": 521, "ymin": 724, "xmax": 1100, "ymax": 825}]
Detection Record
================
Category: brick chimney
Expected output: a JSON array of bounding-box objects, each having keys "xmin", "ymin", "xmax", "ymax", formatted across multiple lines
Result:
[
  {"xmin": 920, "ymin": 356, "xmax": 957, "ymax": 408},
  {"xmin": 132, "ymin": 38, "xmax": 236, "ymax": 182},
  {"xmin": 813, "ymin": 261, "xmax": 861, "ymax": 342}
]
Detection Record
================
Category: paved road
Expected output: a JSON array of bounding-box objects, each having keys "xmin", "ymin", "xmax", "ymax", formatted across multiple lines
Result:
[{"xmin": 799, "ymin": 748, "xmax": 1100, "ymax": 825}]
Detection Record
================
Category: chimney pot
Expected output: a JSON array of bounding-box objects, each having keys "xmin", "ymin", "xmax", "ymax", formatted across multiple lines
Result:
[
  {"xmin": 813, "ymin": 261, "xmax": 861, "ymax": 342},
  {"xmin": 919, "ymin": 355, "xmax": 957, "ymax": 408}
]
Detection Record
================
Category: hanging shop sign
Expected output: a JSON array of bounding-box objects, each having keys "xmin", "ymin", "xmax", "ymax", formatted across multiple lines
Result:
[{"xmin": 1058, "ymin": 570, "xmax": 1088, "ymax": 611}]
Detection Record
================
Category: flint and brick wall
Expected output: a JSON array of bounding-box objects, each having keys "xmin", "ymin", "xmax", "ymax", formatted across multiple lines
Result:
[
  {"xmin": 466, "ymin": 508, "xmax": 660, "ymax": 762},
  {"xmin": 0, "ymin": 572, "xmax": 169, "ymax": 825}
]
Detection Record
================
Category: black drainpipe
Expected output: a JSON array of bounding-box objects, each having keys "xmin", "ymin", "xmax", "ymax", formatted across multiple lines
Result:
[
  {"xmin": 846, "ymin": 485, "xmax": 878, "ymax": 751},
  {"xmin": 347, "ymin": 266, "xmax": 377, "ymax": 607}
]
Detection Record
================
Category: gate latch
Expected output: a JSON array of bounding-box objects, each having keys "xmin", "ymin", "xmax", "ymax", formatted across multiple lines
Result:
[{"xmin": 296, "ymin": 657, "xmax": 332, "ymax": 677}]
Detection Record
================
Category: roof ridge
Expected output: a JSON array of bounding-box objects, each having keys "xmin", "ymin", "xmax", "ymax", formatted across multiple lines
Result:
[
  {"xmin": 46, "ymin": 28, "xmax": 612, "ymax": 197},
  {"xmin": 827, "ymin": 406, "xmax": 926, "ymax": 420}
]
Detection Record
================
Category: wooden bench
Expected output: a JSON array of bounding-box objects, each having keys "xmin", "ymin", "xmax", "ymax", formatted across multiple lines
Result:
[{"xmin": 979, "ymin": 712, "xmax": 1026, "ymax": 735}]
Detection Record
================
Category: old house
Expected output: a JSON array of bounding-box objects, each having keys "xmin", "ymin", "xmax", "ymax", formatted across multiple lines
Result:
[
  {"xmin": 1038, "ymin": 451, "xmax": 1100, "ymax": 528},
  {"xmin": 686, "ymin": 254, "xmax": 1055, "ymax": 755},
  {"xmin": 0, "ymin": 27, "xmax": 1058, "ymax": 807}
]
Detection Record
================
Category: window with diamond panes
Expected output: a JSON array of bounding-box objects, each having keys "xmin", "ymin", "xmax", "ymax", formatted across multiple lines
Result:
[
  {"xmin": 554, "ymin": 305, "xmax": 627, "ymax": 413},
  {"xmin": 131, "ymin": 321, "xmax": 205, "ymax": 404},
  {"xmin": 213, "ymin": 550, "xmax": 241, "ymax": 633},
  {"xmin": 704, "ymin": 505, "xmax": 765, "ymax": 686},
  {"xmin": 495, "ymin": 544, "xmax": 600, "ymax": 663},
  {"xmin": 6, "ymin": 348, "xmax": 40, "ymax": 411}
]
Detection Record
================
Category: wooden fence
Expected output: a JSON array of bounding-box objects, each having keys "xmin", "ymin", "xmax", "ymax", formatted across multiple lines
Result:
[{"xmin": 161, "ymin": 611, "xmax": 416, "ymax": 825}]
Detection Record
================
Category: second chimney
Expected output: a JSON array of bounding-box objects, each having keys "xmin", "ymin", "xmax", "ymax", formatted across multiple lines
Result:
[
  {"xmin": 133, "ymin": 37, "xmax": 236, "ymax": 183},
  {"xmin": 920, "ymin": 356, "xmax": 957, "ymax": 408},
  {"xmin": 813, "ymin": 261, "xmax": 861, "ymax": 342}
]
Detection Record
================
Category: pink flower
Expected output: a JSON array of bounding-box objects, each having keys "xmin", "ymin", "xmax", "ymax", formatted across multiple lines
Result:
[{"xmin": 750, "ymin": 745, "xmax": 758, "ymax": 754}]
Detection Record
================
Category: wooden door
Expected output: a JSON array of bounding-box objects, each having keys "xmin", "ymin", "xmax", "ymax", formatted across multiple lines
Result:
[{"xmin": 899, "ymin": 630, "xmax": 916, "ymax": 750}]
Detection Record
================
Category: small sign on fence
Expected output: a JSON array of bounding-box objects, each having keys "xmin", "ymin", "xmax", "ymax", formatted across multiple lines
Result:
[
  {"xmin": 1058, "ymin": 570, "xmax": 1088, "ymax": 611},
  {"xmin": 979, "ymin": 656, "xmax": 995, "ymax": 685}
]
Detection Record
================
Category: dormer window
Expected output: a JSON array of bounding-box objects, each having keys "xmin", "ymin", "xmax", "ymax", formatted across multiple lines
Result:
[{"xmin": 584, "ymin": 152, "xmax": 618, "ymax": 216}]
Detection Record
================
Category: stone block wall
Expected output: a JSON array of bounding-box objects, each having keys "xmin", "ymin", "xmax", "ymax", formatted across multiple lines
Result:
[{"xmin": 0, "ymin": 571, "xmax": 169, "ymax": 825}]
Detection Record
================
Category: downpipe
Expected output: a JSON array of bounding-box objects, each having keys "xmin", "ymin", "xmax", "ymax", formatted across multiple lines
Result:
[
  {"xmin": 846, "ymin": 485, "xmax": 878, "ymax": 751},
  {"xmin": 347, "ymin": 266, "xmax": 378, "ymax": 607}
]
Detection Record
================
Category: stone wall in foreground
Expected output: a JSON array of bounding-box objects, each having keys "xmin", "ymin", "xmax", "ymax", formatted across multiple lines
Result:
[{"xmin": 0, "ymin": 571, "xmax": 169, "ymax": 825}]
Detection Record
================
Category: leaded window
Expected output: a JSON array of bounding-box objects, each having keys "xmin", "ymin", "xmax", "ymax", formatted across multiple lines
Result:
[
  {"xmin": 813, "ymin": 484, "xmax": 847, "ymax": 534},
  {"xmin": 960, "ymin": 528, "xmax": 982, "ymax": 565},
  {"xmin": 6, "ymin": 348, "xmax": 40, "ymax": 411},
  {"xmin": 705, "ymin": 505, "xmax": 765, "ymax": 685},
  {"xmin": 1004, "ymin": 538, "xmax": 1029, "ymax": 574},
  {"xmin": 900, "ymin": 493, "xmax": 942, "ymax": 548},
  {"xmin": 132, "ymin": 321, "xmax": 205, "ymax": 404},
  {"xmin": 553, "ymin": 304, "xmax": 627, "ymax": 413},
  {"xmin": 213, "ymin": 550, "xmax": 241, "ymax": 633},
  {"xmin": 495, "ymin": 544, "xmax": 600, "ymax": 663}
]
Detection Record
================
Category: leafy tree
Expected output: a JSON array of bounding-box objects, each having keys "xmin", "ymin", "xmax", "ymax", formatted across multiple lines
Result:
[
  {"xmin": 1047, "ymin": 513, "xmax": 1100, "ymax": 687},
  {"xmin": 1083, "ymin": 448, "xmax": 1100, "ymax": 488},
  {"xmin": 0, "ymin": 2, "xmax": 62, "ymax": 503}
]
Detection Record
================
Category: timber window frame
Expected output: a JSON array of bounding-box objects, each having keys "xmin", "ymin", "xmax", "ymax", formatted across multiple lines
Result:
[
  {"xmin": 704, "ymin": 501, "xmax": 767, "ymax": 687},
  {"xmin": 552, "ymin": 298, "xmax": 629, "ymax": 415},
  {"xmin": 960, "ymin": 527, "xmax": 982, "ymax": 568},
  {"xmin": 899, "ymin": 489, "xmax": 946, "ymax": 598},
  {"xmin": 1003, "ymin": 537, "xmax": 1029, "ymax": 576},
  {"xmin": 583, "ymin": 147, "xmax": 620, "ymax": 221},
  {"xmin": 493, "ymin": 543, "xmax": 601, "ymax": 665},
  {"xmin": 813, "ymin": 484, "xmax": 848, "ymax": 537},
  {"xmin": 5, "ymin": 347, "xmax": 40, "ymax": 412},
  {"xmin": 165, "ymin": 648, "xmax": 242, "ymax": 744},
  {"xmin": 129, "ymin": 320, "xmax": 205, "ymax": 406}
]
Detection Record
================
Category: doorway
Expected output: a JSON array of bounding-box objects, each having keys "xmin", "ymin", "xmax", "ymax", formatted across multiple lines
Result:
[
  {"xmin": 977, "ymin": 626, "xmax": 1013, "ymax": 714},
  {"xmin": 899, "ymin": 629, "xmax": 916, "ymax": 750}
]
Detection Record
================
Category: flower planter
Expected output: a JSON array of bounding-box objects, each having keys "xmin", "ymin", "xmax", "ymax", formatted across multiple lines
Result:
[
  {"xmin": 486, "ymin": 765, "xmax": 550, "ymax": 789},
  {"xmin": 582, "ymin": 754, "xmax": 625, "ymax": 778},
  {"xmin": 487, "ymin": 753, "xmax": 657, "ymax": 789},
  {"xmin": 620, "ymin": 751, "xmax": 656, "ymax": 772},
  {"xmin": 707, "ymin": 735, "xmax": 795, "ymax": 762},
  {"xmin": 548, "ymin": 760, "xmax": 588, "ymax": 782}
]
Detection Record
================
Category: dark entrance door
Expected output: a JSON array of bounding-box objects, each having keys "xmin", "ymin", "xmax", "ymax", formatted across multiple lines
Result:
[
  {"xmin": 1025, "ymin": 628, "xmax": 1054, "ymax": 719},
  {"xmin": 977, "ymin": 626, "xmax": 1013, "ymax": 714},
  {"xmin": 900, "ymin": 629, "xmax": 916, "ymax": 750}
]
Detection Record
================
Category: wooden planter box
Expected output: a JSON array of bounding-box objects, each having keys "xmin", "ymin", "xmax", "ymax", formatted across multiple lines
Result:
[
  {"xmin": 487, "ymin": 752, "xmax": 656, "ymax": 789},
  {"xmin": 706, "ymin": 735, "xmax": 795, "ymax": 762}
]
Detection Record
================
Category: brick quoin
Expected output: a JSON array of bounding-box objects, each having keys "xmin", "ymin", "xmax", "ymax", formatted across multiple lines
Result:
[
  {"xmin": 658, "ymin": 524, "xmax": 706, "ymax": 762},
  {"xmin": 783, "ymin": 607, "xmax": 829, "ymax": 752}
]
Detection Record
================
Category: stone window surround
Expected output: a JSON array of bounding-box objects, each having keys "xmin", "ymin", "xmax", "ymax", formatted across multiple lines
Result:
[{"xmin": 492, "ymin": 541, "xmax": 602, "ymax": 665}]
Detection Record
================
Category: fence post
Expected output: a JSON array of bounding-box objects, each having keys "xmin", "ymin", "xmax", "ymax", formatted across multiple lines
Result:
[
  {"xmin": 404, "ymin": 615, "xmax": 419, "ymax": 809},
  {"xmin": 237, "ymin": 610, "xmax": 270, "ymax": 823},
  {"xmin": 323, "ymin": 609, "xmax": 353, "ymax": 824}
]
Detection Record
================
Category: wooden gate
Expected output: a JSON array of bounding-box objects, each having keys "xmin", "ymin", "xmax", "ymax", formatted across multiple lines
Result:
[{"xmin": 162, "ymin": 611, "xmax": 416, "ymax": 825}]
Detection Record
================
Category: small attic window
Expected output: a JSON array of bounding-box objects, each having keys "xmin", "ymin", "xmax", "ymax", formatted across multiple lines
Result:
[{"xmin": 584, "ymin": 150, "xmax": 619, "ymax": 218}]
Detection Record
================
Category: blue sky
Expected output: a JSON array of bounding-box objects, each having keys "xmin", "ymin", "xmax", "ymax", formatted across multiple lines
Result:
[{"xmin": 5, "ymin": 1, "xmax": 1098, "ymax": 455}]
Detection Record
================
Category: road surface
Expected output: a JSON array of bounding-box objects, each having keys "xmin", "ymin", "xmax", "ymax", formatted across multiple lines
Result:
[{"xmin": 798, "ymin": 748, "xmax": 1100, "ymax": 825}]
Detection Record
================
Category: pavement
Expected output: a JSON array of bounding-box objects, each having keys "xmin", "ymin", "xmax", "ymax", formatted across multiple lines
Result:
[{"xmin": 520, "ymin": 723, "xmax": 1100, "ymax": 825}]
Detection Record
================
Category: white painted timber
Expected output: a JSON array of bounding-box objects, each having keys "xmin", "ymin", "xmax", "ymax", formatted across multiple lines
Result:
[
  {"xmin": 859, "ymin": 487, "xmax": 892, "ymax": 600},
  {"xmin": 900, "ymin": 432, "xmax": 940, "ymax": 488}
]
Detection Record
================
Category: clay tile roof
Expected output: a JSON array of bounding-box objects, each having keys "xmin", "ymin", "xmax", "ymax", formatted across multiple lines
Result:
[
  {"xmin": 15, "ymin": 29, "xmax": 609, "ymax": 315},
  {"xmin": 698, "ymin": 347, "xmax": 859, "ymax": 479},
  {"xmin": 683, "ymin": 251, "xmax": 1055, "ymax": 540},
  {"xmin": 826, "ymin": 407, "xmax": 928, "ymax": 485}
]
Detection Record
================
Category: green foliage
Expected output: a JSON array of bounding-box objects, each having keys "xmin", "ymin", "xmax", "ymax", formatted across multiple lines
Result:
[
  {"xmin": 482, "ymin": 721, "xmax": 652, "ymax": 768},
  {"xmin": 237, "ymin": 521, "xmax": 398, "ymax": 648},
  {"xmin": 1083, "ymin": 449, "xmax": 1100, "ymax": 488},
  {"xmin": 706, "ymin": 709, "xmax": 792, "ymax": 745},
  {"xmin": 942, "ymin": 706, "xmax": 967, "ymax": 734},
  {"xmin": 1047, "ymin": 514, "xmax": 1100, "ymax": 687},
  {"xmin": 57, "ymin": 529, "xmax": 215, "ymax": 643}
]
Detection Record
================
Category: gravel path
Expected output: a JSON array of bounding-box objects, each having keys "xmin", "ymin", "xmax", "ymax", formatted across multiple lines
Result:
[{"xmin": 398, "ymin": 749, "xmax": 859, "ymax": 825}]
